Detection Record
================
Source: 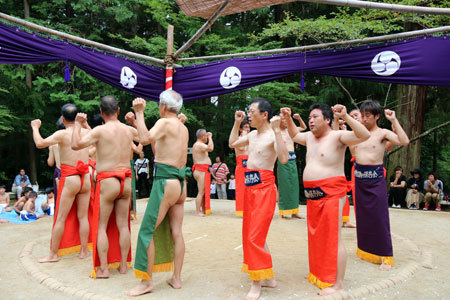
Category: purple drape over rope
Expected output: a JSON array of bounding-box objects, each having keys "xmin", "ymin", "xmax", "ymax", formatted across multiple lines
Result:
[{"xmin": 1, "ymin": 22, "xmax": 450, "ymax": 102}]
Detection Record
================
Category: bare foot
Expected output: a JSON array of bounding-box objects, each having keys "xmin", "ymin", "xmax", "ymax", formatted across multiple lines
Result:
[
  {"xmin": 125, "ymin": 280, "xmax": 154, "ymax": 297},
  {"xmin": 261, "ymin": 278, "xmax": 277, "ymax": 288},
  {"xmin": 246, "ymin": 281, "xmax": 261, "ymax": 300},
  {"xmin": 79, "ymin": 250, "xmax": 89, "ymax": 259},
  {"xmin": 318, "ymin": 284, "xmax": 343, "ymax": 296},
  {"xmin": 197, "ymin": 212, "xmax": 206, "ymax": 217},
  {"xmin": 379, "ymin": 262, "xmax": 392, "ymax": 271},
  {"xmin": 119, "ymin": 262, "xmax": 128, "ymax": 274},
  {"xmin": 292, "ymin": 214, "xmax": 305, "ymax": 219},
  {"xmin": 166, "ymin": 276, "xmax": 182, "ymax": 289},
  {"xmin": 342, "ymin": 222, "xmax": 356, "ymax": 228},
  {"xmin": 38, "ymin": 254, "xmax": 59, "ymax": 263},
  {"xmin": 95, "ymin": 268, "xmax": 110, "ymax": 278},
  {"xmin": 280, "ymin": 215, "xmax": 290, "ymax": 219}
]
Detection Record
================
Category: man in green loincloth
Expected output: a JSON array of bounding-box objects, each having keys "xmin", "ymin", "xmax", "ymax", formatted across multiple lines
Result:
[{"xmin": 126, "ymin": 90, "xmax": 189, "ymax": 296}]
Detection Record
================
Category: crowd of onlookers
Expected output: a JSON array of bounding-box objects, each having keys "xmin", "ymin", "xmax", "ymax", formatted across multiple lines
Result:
[{"xmin": 389, "ymin": 166, "xmax": 446, "ymax": 211}]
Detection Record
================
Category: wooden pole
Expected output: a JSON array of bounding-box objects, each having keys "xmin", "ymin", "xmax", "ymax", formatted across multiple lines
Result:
[
  {"xmin": 173, "ymin": 0, "xmax": 233, "ymax": 59},
  {"xmin": 165, "ymin": 25, "xmax": 174, "ymax": 91},
  {"xmin": 0, "ymin": 12, "xmax": 166, "ymax": 66},
  {"xmin": 301, "ymin": 0, "xmax": 450, "ymax": 15},
  {"xmin": 177, "ymin": 25, "xmax": 450, "ymax": 61}
]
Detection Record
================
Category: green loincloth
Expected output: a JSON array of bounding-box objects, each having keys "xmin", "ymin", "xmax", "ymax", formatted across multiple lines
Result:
[
  {"xmin": 277, "ymin": 152, "xmax": 300, "ymax": 215},
  {"xmin": 134, "ymin": 163, "xmax": 188, "ymax": 280}
]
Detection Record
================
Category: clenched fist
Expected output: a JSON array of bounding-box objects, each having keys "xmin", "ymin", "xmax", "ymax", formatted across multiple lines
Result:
[
  {"xmin": 270, "ymin": 116, "xmax": 281, "ymax": 131},
  {"xmin": 75, "ymin": 113, "xmax": 87, "ymax": 124},
  {"xmin": 133, "ymin": 98, "xmax": 146, "ymax": 113},
  {"xmin": 125, "ymin": 112, "xmax": 136, "ymax": 126},
  {"xmin": 384, "ymin": 109, "xmax": 396, "ymax": 121},
  {"xmin": 177, "ymin": 113, "xmax": 187, "ymax": 124},
  {"xmin": 280, "ymin": 107, "xmax": 291, "ymax": 118},
  {"xmin": 332, "ymin": 104, "xmax": 347, "ymax": 119},
  {"xmin": 31, "ymin": 119, "xmax": 41, "ymax": 129}
]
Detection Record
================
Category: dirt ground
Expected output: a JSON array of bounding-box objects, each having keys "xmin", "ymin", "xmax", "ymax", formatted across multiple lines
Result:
[{"xmin": 0, "ymin": 199, "xmax": 449, "ymax": 300}]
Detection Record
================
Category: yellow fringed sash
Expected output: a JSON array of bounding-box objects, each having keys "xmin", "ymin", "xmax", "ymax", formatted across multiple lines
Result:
[
  {"xmin": 57, "ymin": 242, "xmax": 93, "ymax": 256},
  {"xmin": 241, "ymin": 264, "xmax": 275, "ymax": 281},
  {"xmin": 90, "ymin": 261, "xmax": 132, "ymax": 278},
  {"xmin": 133, "ymin": 262, "xmax": 174, "ymax": 280},
  {"xmin": 278, "ymin": 208, "xmax": 299, "ymax": 216},
  {"xmin": 308, "ymin": 273, "xmax": 333, "ymax": 290},
  {"xmin": 342, "ymin": 216, "xmax": 350, "ymax": 223},
  {"xmin": 235, "ymin": 211, "xmax": 243, "ymax": 217},
  {"xmin": 357, "ymin": 248, "xmax": 394, "ymax": 266}
]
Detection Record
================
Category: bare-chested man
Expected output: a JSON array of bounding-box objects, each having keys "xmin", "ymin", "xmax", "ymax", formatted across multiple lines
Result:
[
  {"xmin": 277, "ymin": 113, "xmax": 306, "ymax": 219},
  {"xmin": 32, "ymin": 104, "xmax": 91, "ymax": 262},
  {"xmin": 0, "ymin": 185, "xmax": 12, "ymax": 212},
  {"xmin": 349, "ymin": 100, "xmax": 409, "ymax": 271},
  {"xmin": 192, "ymin": 129, "xmax": 214, "ymax": 216},
  {"xmin": 229, "ymin": 98, "xmax": 289, "ymax": 300},
  {"xmin": 71, "ymin": 95, "xmax": 138, "ymax": 278},
  {"xmin": 233, "ymin": 120, "xmax": 250, "ymax": 216},
  {"xmin": 125, "ymin": 90, "xmax": 188, "ymax": 296},
  {"xmin": 282, "ymin": 103, "xmax": 370, "ymax": 296}
]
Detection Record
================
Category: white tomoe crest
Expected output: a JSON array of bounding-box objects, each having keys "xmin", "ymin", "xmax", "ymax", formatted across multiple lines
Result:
[
  {"xmin": 371, "ymin": 51, "xmax": 401, "ymax": 76},
  {"xmin": 220, "ymin": 66, "xmax": 242, "ymax": 89},
  {"xmin": 120, "ymin": 66, "xmax": 138, "ymax": 89}
]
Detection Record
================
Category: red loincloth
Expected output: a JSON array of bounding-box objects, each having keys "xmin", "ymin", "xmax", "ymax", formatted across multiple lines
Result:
[
  {"xmin": 303, "ymin": 176, "xmax": 347, "ymax": 289},
  {"xmin": 235, "ymin": 155, "xmax": 248, "ymax": 217},
  {"xmin": 192, "ymin": 164, "xmax": 211, "ymax": 215},
  {"xmin": 52, "ymin": 161, "xmax": 92, "ymax": 256},
  {"xmin": 90, "ymin": 169, "xmax": 132, "ymax": 278},
  {"xmin": 242, "ymin": 169, "xmax": 277, "ymax": 281}
]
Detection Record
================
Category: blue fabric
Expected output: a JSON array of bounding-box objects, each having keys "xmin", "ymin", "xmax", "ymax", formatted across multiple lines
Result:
[
  {"xmin": 14, "ymin": 174, "xmax": 30, "ymax": 186},
  {"xmin": 0, "ymin": 210, "xmax": 37, "ymax": 224}
]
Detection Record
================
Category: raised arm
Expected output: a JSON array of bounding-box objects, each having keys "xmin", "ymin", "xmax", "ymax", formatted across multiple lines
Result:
[
  {"xmin": 333, "ymin": 105, "xmax": 370, "ymax": 146},
  {"xmin": 229, "ymin": 111, "xmax": 249, "ymax": 149},
  {"xmin": 72, "ymin": 113, "xmax": 99, "ymax": 150},
  {"xmin": 281, "ymin": 107, "xmax": 307, "ymax": 146},
  {"xmin": 384, "ymin": 109, "xmax": 409, "ymax": 146},
  {"xmin": 293, "ymin": 113, "xmax": 307, "ymax": 132},
  {"xmin": 31, "ymin": 120, "xmax": 62, "ymax": 149},
  {"xmin": 270, "ymin": 116, "xmax": 289, "ymax": 164},
  {"xmin": 206, "ymin": 132, "xmax": 214, "ymax": 152}
]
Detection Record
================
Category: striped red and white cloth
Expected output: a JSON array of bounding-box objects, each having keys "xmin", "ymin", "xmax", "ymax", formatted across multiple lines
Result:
[{"xmin": 211, "ymin": 163, "xmax": 229, "ymax": 184}]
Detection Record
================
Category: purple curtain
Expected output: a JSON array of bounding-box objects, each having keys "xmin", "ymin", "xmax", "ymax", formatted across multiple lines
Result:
[{"xmin": 1, "ymin": 22, "xmax": 450, "ymax": 102}]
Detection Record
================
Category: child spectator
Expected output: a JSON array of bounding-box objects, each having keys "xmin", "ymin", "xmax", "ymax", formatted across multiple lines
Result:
[
  {"xmin": 13, "ymin": 186, "xmax": 33, "ymax": 215},
  {"xmin": 227, "ymin": 174, "xmax": 236, "ymax": 200},
  {"xmin": 20, "ymin": 191, "xmax": 41, "ymax": 221},
  {"xmin": 389, "ymin": 166, "xmax": 407, "ymax": 208},
  {"xmin": 0, "ymin": 185, "xmax": 12, "ymax": 212},
  {"xmin": 424, "ymin": 172, "xmax": 444, "ymax": 211},
  {"xmin": 41, "ymin": 187, "xmax": 55, "ymax": 216},
  {"xmin": 210, "ymin": 178, "xmax": 217, "ymax": 199},
  {"xmin": 405, "ymin": 168, "xmax": 424, "ymax": 210}
]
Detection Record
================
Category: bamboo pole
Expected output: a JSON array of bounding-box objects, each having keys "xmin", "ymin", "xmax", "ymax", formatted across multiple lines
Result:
[
  {"xmin": 301, "ymin": 0, "xmax": 450, "ymax": 15},
  {"xmin": 0, "ymin": 12, "xmax": 166, "ymax": 66},
  {"xmin": 173, "ymin": 0, "xmax": 233, "ymax": 59},
  {"xmin": 166, "ymin": 25, "xmax": 175, "ymax": 91},
  {"xmin": 178, "ymin": 26, "xmax": 450, "ymax": 61}
]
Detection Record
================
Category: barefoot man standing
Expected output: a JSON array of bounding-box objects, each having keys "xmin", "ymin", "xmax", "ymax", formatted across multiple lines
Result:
[
  {"xmin": 282, "ymin": 103, "xmax": 370, "ymax": 296},
  {"xmin": 32, "ymin": 104, "xmax": 91, "ymax": 262},
  {"xmin": 126, "ymin": 90, "xmax": 189, "ymax": 296},
  {"xmin": 72, "ymin": 96, "xmax": 138, "ymax": 278},
  {"xmin": 229, "ymin": 98, "xmax": 289, "ymax": 300},
  {"xmin": 351, "ymin": 100, "xmax": 409, "ymax": 271},
  {"xmin": 192, "ymin": 129, "xmax": 214, "ymax": 216}
]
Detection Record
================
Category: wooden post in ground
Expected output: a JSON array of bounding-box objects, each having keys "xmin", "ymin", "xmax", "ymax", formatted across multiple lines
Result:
[{"xmin": 165, "ymin": 25, "xmax": 174, "ymax": 91}]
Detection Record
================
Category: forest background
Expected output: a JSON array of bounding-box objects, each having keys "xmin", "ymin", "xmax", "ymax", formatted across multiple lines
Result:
[{"xmin": 0, "ymin": 0, "xmax": 449, "ymax": 199}]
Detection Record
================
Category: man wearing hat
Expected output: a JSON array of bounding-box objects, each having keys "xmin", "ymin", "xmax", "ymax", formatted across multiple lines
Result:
[{"xmin": 405, "ymin": 168, "xmax": 424, "ymax": 209}]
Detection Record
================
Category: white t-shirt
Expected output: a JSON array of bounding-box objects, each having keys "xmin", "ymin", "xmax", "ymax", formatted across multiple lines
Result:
[
  {"xmin": 210, "ymin": 183, "xmax": 216, "ymax": 194},
  {"xmin": 228, "ymin": 179, "xmax": 236, "ymax": 190},
  {"xmin": 134, "ymin": 158, "xmax": 149, "ymax": 174}
]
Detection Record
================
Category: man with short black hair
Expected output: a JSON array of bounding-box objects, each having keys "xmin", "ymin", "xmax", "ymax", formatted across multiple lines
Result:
[
  {"xmin": 72, "ymin": 95, "xmax": 138, "ymax": 278},
  {"xmin": 32, "ymin": 103, "xmax": 92, "ymax": 263},
  {"xmin": 12, "ymin": 169, "xmax": 31, "ymax": 199}
]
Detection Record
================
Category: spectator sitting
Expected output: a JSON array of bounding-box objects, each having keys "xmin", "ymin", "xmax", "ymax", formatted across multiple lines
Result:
[
  {"xmin": 0, "ymin": 185, "xmax": 12, "ymax": 212},
  {"xmin": 11, "ymin": 169, "xmax": 31, "ymax": 199},
  {"xmin": 13, "ymin": 186, "xmax": 33, "ymax": 215},
  {"xmin": 424, "ymin": 172, "xmax": 444, "ymax": 211},
  {"xmin": 20, "ymin": 191, "xmax": 42, "ymax": 221},
  {"xmin": 41, "ymin": 187, "xmax": 55, "ymax": 216},
  {"xmin": 211, "ymin": 156, "xmax": 230, "ymax": 200},
  {"xmin": 227, "ymin": 174, "xmax": 236, "ymax": 200},
  {"xmin": 389, "ymin": 166, "xmax": 407, "ymax": 208},
  {"xmin": 405, "ymin": 169, "xmax": 424, "ymax": 210},
  {"xmin": 210, "ymin": 179, "xmax": 217, "ymax": 199}
]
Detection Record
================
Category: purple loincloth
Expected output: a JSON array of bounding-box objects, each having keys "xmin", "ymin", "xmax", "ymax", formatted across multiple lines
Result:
[{"xmin": 354, "ymin": 163, "xmax": 393, "ymax": 264}]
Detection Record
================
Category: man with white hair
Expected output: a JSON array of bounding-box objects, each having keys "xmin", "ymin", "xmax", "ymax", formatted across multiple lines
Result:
[{"xmin": 126, "ymin": 90, "xmax": 189, "ymax": 296}]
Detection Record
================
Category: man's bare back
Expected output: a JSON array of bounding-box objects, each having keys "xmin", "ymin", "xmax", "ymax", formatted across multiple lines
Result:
[{"xmin": 153, "ymin": 118, "xmax": 188, "ymax": 168}]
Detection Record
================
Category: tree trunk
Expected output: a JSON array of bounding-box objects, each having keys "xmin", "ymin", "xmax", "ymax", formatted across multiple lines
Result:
[
  {"xmin": 386, "ymin": 84, "xmax": 426, "ymax": 177},
  {"xmin": 24, "ymin": 0, "xmax": 37, "ymax": 184}
]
